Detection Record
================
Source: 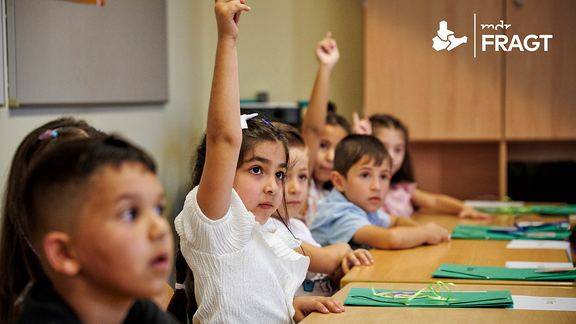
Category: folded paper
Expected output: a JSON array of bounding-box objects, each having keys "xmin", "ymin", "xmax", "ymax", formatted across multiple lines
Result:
[
  {"xmin": 451, "ymin": 224, "xmax": 571, "ymax": 240},
  {"xmin": 474, "ymin": 205, "xmax": 576, "ymax": 215},
  {"xmin": 432, "ymin": 264, "xmax": 576, "ymax": 281},
  {"xmin": 344, "ymin": 287, "xmax": 513, "ymax": 308}
]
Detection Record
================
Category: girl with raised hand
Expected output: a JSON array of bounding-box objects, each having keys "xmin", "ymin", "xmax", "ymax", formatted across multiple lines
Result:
[
  {"xmin": 300, "ymin": 32, "xmax": 351, "ymax": 226},
  {"xmin": 169, "ymin": 1, "xmax": 345, "ymax": 323},
  {"xmin": 1, "ymin": 134, "xmax": 177, "ymax": 324}
]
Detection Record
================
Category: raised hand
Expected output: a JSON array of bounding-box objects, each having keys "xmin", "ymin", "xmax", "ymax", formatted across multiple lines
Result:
[
  {"xmin": 315, "ymin": 32, "xmax": 340, "ymax": 68},
  {"xmin": 214, "ymin": 0, "xmax": 251, "ymax": 40},
  {"xmin": 352, "ymin": 112, "xmax": 372, "ymax": 135}
]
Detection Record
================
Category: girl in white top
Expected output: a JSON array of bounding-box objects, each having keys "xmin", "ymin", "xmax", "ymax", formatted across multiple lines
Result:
[{"xmin": 169, "ymin": 1, "xmax": 344, "ymax": 323}]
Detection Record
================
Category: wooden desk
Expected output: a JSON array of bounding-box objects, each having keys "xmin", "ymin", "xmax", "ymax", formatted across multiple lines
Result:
[
  {"xmin": 341, "ymin": 212, "xmax": 573, "ymax": 287},
  {"xmin": 300, "ymin": 282, "xmax": 576, "ymax": 324}
]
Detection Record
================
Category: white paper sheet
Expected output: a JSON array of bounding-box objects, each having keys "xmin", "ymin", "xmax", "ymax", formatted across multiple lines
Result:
[
  {"xmin": 516, "ymin": 221, "xmax": 568, "ymax": 228},
  {"xmin": 506, "ymin": 240, "xmax": 571, "ymax": 250},
  {"xmin": 506, "ymin": 261, "xmax": 574, "ymax": 269},
  {"xmin": 464, "ymin": 200, "xmax": 524, "ymax": 208},
  {"xmin": 509, "ymin": 295, "xmax": 576, "ymax": 311}
]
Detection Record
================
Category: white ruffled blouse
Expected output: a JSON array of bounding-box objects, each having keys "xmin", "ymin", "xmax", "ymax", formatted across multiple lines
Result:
[{"xmin": 175, "ymin": 187, "xmax": 309, "ymax": 324}]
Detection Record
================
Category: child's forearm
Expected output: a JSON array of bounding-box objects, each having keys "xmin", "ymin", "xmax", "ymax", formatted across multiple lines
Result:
[
  {"xmin": 429, "ymin": 194, "xmax": 466, "ymax": 214},
  {"xmin": 395, "ymin": 216, "xmax": 419, "ymax": 227},
  {"xmin": 298, "ymin": 242, "xmax": 350, "ymax": 274},
  {"xmin": 385, "ymin": 226, "xmax": 433, "ymax": 249},
  {"xmin": 207, "ymin": 38, "xmax": 242, "ymax": 146},
  {"xmin": 413, "ymin": 189, "xmax": 490, "ymax": 219},
  {"xmin": 303, "ymin": 65, "xmax": 333, "ymax": 135},
  {"xmin": 302, "ymin": 64, "xmax": 333, "ymax": 168},
  {"xmin": 389, "ymin": 214, "xmax": 418, "ymax": 227},
  {"xmin": 353, "ymin": 225, "xmax": 434, "ymax": 250},
  {"xmin": 413, "ymin": 189, "xmax": 464, "ymax": 214}
]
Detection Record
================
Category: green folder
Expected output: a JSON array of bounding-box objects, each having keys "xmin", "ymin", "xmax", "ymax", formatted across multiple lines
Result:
[
  {"xmin": 451, "ymin": 224, "xmax": 571, "ymax": 240},
  {"xmin": 344, "ymin": 287, "xmax": 513, "ymax": 307},
  {"xmin": 475, "ymin": 204, "xmax": 576, "ymax": 215},
  {"xmin": 432, "ymin": 264, "xmax": 576, "ymax": 281}
]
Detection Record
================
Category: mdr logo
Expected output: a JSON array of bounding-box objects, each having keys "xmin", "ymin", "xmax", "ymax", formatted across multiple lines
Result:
[{"xmin": 432, "ymin": 14, "xmax": 552, "ymax": 57}]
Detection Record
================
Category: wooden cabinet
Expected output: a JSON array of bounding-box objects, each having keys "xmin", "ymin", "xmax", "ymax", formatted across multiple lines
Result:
[
  {"xmin": 364, "ymin": 0, "xmax": 576, "ymax": 199},
  {"xmin": 364, "ymin": 0, "xmax": 503, "ymax": 141},
  {"xmin": 505, "ymin": 0, "xmax": 576, "ymax": 140}
]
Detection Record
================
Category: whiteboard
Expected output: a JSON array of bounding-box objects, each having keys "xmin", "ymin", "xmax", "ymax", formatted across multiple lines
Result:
[{"xmin": 7, "ymin": 0, "xmax": 168, "ymax": 107}]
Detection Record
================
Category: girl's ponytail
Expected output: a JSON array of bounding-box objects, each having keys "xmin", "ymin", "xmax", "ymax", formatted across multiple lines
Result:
[
  {"xmin": 167, "ymin": 247, "xmax": 197, "ymax": 323},
  {"xmin": 0, "ymin": 211, "xmax": 45, "ymax": 323}
]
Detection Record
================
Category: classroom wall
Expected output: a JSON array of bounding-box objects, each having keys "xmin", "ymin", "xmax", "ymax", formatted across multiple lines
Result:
[
  {"xmin": 0, "ymin": 0, "xmax": 363, "ymax": 225},
  {"xmin": 235, "ymin": 0, "xmax": 364, "ymax": 119}
]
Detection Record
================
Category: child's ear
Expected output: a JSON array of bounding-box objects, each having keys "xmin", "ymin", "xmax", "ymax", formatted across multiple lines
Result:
[
  {"xmin": 330, "ymin": 170, "xmax": 346, "ymax": 192},
  {"xmin": 43, "ymin": 231, "xmax": 81, "ymax": 276}
]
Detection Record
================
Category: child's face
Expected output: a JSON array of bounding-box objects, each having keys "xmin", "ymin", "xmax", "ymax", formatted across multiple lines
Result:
[
  {"xmin": 73, "ymin": 162, "xmax": 173, "ymax": 299},
  {"xmin": 337, "ymin": 156, "xmax": 391, "ymax": 213},
  {"xmin": 283, "ymin": 147, "xmax": 309, "ymax": 219},
  {"xmin": 373, "ymin": 128, "xmax": 406, "ymax": 177},
  {"xmin": 314, "ymin": 124, "xmax": 348, "ymax": 184},
  {"xmin": 234, "ymin": 141, "xmax": 287, "ymax": 225}
]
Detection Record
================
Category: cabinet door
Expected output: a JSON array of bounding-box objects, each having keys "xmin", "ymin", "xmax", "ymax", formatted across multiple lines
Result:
[
  {"xmin": 364, "ymin": 0, "xmax": 503, "ymax": 140},
  {"xmin": 505, "ymin": 0, "xmax": 576, "ymax": 140}
]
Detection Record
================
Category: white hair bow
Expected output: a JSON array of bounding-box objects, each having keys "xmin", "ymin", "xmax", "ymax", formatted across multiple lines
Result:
[{"xmin": 240, "ymin": 113, "xmax": 259, "ymax": 129}]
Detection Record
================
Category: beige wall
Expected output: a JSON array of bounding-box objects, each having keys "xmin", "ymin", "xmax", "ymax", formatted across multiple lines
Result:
[{"xmin": 0, "ymin": 0, "xmax": 363, "ymax": 223}]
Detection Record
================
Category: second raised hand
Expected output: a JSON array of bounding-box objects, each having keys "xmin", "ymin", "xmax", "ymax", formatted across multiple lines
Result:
[
  {"xmin": 316, "ymin": 32, "xmax": 340, "ymax": 67},
  {"xmin": 215, "ymin": 0, "xmax": 251, "ymax": 39}
]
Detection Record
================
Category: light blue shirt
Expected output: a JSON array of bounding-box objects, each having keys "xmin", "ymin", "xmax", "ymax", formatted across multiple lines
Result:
[{"xmin": 310, "ymin": 189, "xmax": 391, "ymax": 248}]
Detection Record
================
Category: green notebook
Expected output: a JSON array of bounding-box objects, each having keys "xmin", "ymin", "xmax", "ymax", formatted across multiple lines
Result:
[
  {"xmin": 344, "ymin": 287, "xmax": 513, "ymax": 308},
  {"xmin": 432, "ymin": 264, "xmax": 576, "ymax": 281},
  {"xmin": 451, "ymin": 224, "xmax": 571, "ymax": 240}
]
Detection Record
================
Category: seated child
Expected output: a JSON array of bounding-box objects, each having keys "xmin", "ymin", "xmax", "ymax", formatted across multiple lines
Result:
[
  {"xmin": 367, "ymin": 114, "xmax": 490, "ymax": 219},
  {"xmin": 1, "ymin": 135, "xmax": 177, "ymax": 323},
  {"xmin": 168, "ymin": 2, "xmax": 344, "ymax": 323},
  {"xmin": 268, "ymin": 123, "xmax": 373, "ymax": 296},
  {"xmin": 0, "ymin": 117, "xmax": 104, "ymax": 323},
  {"xmin": 310, "ymin": 134, "xmax": 451, "ymax": 250}
]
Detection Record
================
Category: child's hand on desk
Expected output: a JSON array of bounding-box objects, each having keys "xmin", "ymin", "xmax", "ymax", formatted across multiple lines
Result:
[
  {"xmin": 316, "ymin": 32, "xmax": 340, "ymax": 68},
  {"xmin": 293, "ymin": 296, "xmax": 345, "ymax": 322},
  {"xmin": 341, "ymin": 248, "xmax": 373, "ymax": 274},
  {"xmin": 458, "ymin": 206, "xmax": 492, "ymax": 220},
  {"xmin": 424, "ymin": 222, "xmax": 451, "ymax": 245}
]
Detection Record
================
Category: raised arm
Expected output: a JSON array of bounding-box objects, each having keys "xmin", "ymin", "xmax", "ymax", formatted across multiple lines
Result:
[
  {"xmin": 197, "ymin": 0, "xmax": 251, "ymax": 220},
  {"xmin": 302, "ymin": 33, "xmax": 339, "ymax": 172}
]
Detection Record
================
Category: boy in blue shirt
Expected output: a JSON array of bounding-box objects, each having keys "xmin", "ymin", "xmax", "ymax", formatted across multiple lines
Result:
[{"xmin": 310, "ymin": 134, "xmax": 450, "ymax": 249}]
